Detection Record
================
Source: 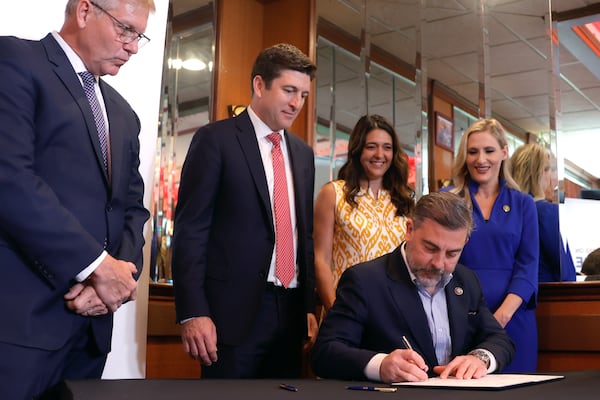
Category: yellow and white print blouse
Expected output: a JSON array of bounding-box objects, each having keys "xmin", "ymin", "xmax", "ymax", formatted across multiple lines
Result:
[{"xmin": 331, "ymin": 180, "xmax": 408, "ymax": 286}]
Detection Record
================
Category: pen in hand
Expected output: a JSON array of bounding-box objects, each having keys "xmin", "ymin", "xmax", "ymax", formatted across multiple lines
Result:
[
  {"xmin": 402, "ymin": 335, "xmax": 428, "ymax": 372},
  {"xmin": 346, "ymin": 386, "xmax": 397, "ymax": 392},
  {"xmin": 402, "ymin": 335, "xmax": 414, "ymax": 351}
]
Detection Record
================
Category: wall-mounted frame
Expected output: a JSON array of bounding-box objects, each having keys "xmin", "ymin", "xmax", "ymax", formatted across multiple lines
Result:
[
  {"xmin": 228, "ymin": 104, "xmax": 247, "ymax": 118},
  {"xmin": 435, "ymin": 112, "xmax": 454, "ymax": 152}
]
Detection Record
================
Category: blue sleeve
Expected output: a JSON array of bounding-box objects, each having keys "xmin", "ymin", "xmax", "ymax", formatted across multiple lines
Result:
[
  {"xmin": 508, "ymin": 194, "xmax": 539, "ymax": 308},
  {"xmin": 561, "ymin": 241, "xmax": 577, "ymax": 281},
  {"xmin": 537, "ymin": 201, "xmax": 576, "ymax": 282}
]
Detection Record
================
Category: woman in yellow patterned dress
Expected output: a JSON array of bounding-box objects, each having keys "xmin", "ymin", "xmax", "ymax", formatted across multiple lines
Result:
[{"xmin": 314, "ymin": 114, "xmax": 415, "ymax": 314}]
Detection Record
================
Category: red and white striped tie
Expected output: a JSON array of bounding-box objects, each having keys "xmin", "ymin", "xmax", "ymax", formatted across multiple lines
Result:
[{"xmin": 267, "ymin": 133, "xmax": 295, "ymax": 287}]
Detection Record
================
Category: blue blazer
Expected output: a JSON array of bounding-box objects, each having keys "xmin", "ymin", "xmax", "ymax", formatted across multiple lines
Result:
[
  {"xmin": 536, "ymin": 200, "xmax": 576, "ymax": 282},
  {"xmin": 172, "ymin": 110, "xmax": 316, "ymax": 346},
  {"xmin": 311, "ymin": 246, "xmax": 515, "ymax": 381},
  {"xmin": 0, "ymin": 34, "xmax": 149, "ymax": 353}
]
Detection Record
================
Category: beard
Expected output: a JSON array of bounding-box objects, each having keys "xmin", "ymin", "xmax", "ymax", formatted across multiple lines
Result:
[
  {"xmin": 406, "ymin": 254, "xmax": 449, "ymax": 289},
  {"xmin": 412, "ymin": 266, "xmax": 446, "ymax": 288}
]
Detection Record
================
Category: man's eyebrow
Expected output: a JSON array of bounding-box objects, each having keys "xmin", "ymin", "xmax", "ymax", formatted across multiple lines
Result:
[
  {"xmin": 422, "ymin": 239, "xmax": 462, "ymax": 253},
  {"xmin": 422, "ymin": 239, "xmax": 440, "ymax": 249}
]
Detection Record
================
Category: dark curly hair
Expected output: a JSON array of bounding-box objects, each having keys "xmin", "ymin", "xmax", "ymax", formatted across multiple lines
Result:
[{"xmin": 337, "ymin": 114, "xmax": 414, "ymax": 216}]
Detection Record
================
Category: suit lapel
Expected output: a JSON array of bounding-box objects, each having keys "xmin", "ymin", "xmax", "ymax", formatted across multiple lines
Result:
[
  {"xmin": 101, "ymin": 80, "xmax": 119, "ymax": 190},
  {"xmin": 445, "ymin": 272, "xmax": 469, "ymax": 357},
  {"xmin": 234, "ymin": 112, "xmax": 273, "ymax": 224},
  {"xmin": 386, "ymin": 248, "xmax": 439, "ymax": 365},
  {"xmin": 41, "ymin": 34, "xmax": 109, "ymax": 185}
]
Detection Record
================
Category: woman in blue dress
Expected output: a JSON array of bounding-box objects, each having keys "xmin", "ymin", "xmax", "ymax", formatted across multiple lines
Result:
[
  {"xmin": 446, "ymin": 119, "xmax": 539, "ymax": 372},
  {"xmin": 510, "ymin": 143, "xmax": 576, "ymax": 282}
]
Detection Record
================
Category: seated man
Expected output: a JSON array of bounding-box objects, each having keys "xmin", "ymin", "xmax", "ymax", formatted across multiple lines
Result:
[{"xmin": 311, "ymin": 192, "xmax": 514, "ymax": 383}]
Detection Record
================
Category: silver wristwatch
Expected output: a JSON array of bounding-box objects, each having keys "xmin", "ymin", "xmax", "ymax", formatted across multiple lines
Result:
[{"xmin": 468, "ymin": 349, "xmax": 491, "ymax": 368}]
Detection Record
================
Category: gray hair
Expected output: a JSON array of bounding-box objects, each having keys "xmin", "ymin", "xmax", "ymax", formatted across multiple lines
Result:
[{"xmin": 412, "ymin": 192, "xmax": 473, "ymax": 236}]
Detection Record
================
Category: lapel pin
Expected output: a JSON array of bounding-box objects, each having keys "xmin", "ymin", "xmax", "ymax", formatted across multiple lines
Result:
[
  {"xmin": 454, "ymin": 287, "xmax": 464, "ymax": 296},
  {"xmin": 503, "ymin": 205, "xmax": 510, "ymax": 213}
]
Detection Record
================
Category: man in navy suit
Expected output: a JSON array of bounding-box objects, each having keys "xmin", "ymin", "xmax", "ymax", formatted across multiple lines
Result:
[
  {"xmin": 0, "ymin": 1, "xmax": 152, "ymax": 398},
  {"xmin": 311, "ymin": 192, "xmax": 514, "ymax": 383},
  {"xmin": 172, "ymin": 43, "xmax": 317, "ymax": 378}
]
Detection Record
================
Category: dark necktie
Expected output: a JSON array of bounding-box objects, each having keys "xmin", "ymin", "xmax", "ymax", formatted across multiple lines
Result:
[
  {"xmin": 267, "ymin": 132, "xmax": 295, "ymax": 288},
  {"xmin": 79, "ymin": 71, "xmax": 108, "ymax": 170}
]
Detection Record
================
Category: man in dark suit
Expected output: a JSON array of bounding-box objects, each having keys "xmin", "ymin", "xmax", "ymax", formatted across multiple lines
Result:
[
  {"xmin": 172, "ymin": 43, "xmax": 317, "ymax": 379},
  {"xmin": 311, "ymin": 192, "xmax": 515, "ymax": 383},
  {"xmin": 0, "ymin": 1, "xmax": 152, "ymax": 398}
]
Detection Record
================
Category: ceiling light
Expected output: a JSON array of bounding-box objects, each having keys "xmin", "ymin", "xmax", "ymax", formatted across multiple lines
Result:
[
  {"xmin": 182, "ymin": 58, "xmax": 206, "ymax": 71},
  {"xmin": 168, "ymin": 58, "xmax": 182, "ymax": 70}
]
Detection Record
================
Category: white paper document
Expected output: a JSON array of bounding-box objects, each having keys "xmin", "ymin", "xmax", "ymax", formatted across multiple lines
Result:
[{"xmin": 393, "ymin": 374, "xmax": 564, "ymax": 390}]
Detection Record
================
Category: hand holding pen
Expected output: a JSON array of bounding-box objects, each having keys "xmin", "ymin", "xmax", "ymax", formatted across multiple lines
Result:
[
  {"xmin": 378, "ymin": 336, "xmax": 429, "ymax": 383},
  {"xmin": 402, "ymin": 335, "xmax": 429, "ymax": 372}
]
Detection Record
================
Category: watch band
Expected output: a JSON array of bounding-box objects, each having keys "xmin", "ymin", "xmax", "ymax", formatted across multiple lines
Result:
[{"xmin": 468, "ymin": 349, "xmax": 491, "ymax": 368}]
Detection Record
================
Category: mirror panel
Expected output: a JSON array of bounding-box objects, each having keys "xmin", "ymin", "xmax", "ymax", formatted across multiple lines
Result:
[
  {"xmin": 423, "ymin": 1, "xmax": 480, "ymax": 112},
  {"xmin": 315, "ymin": 0, "xmax": 600, "ymax": 282},
  {"xmin": 555, "ymin": 1, "xmax": 600, "ymax": 274},
  {"xmin": 149, "ymin": 0, "xmax": 600, "ymax": 284},
  {"xmin": 151, "ymin": 2, "xmax": 214, "ymax": 283}
]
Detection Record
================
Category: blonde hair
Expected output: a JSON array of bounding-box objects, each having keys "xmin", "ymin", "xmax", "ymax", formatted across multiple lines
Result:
[
  {"xmin": 510, "ymin": 143, "xmax": 550, "ymax": 200},
  {"xmin": 450, "ymin": 118, "xmax": 519, "ymax": 208}
]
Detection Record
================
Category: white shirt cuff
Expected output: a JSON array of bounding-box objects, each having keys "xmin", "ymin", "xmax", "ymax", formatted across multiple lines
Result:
[
  {"xmin": 364, "ymin": 353, "xmax": 387, "ymax": 381},
  {"xmin": 76, "ymin": 250, "xmax": 107, "ymax": 282}
]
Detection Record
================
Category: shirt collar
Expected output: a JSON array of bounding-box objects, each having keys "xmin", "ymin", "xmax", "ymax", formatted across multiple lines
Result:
[
  {"xmin": 51, "ymin": 31, "xmax": 89, "ymax": 76},
  {"xmin": 247, "ymin": 105, "xmax": 283, "ymax": 141}
]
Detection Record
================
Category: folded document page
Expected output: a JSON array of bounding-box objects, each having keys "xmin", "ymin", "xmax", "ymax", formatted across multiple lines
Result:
[{"xmin": 393, "ymin": 374, "xmax": 564, "ymax": 390}]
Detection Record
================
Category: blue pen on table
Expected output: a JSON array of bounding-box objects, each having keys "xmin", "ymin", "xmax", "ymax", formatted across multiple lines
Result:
[
  {"xmin": 279, "ymin": 383, "xmax": 298, "ymax": 392},
  {"xmin": 346, "ymin": 386, "xmax": 397, "ymax": 392}
]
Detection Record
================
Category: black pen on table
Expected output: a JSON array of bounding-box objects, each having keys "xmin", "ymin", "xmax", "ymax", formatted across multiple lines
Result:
[
  {"xmin": 346, "ymin": 386, "xmax": 397, "ymax": 392},
  {"xmin": 279, "ymin": 383, "xmax": 298, "ymax": 392}
]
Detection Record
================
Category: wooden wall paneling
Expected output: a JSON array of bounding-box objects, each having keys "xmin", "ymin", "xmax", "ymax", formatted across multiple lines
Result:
[
  {"xmin": 536, "ymin": 282, "xmax": 600, "ymax": 372},
  {"xmin": 430, "ymin": 86, "xmax": 454, "ymax": 192},
  {"xmin": 146, "ymin": 286, "xmax": 200, "ymax": 378},
  {"xmin": 213, "ymin": 0, "xmax": 264, "ymax": 122},
  {"xmin": 563, "ymin": 179, "xmax": 582, "ymax": 199},
  {"xmin": 146, "ymin": 338, "xmax": 200, "ymax": 378},
  {"xmin": 261, "ymin": 0, "xmax": 316, "ymax": 144}
]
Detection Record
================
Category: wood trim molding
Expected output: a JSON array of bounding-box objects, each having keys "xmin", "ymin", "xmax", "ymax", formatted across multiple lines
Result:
[
  {"xmin": 172, "ymin": 3, "xmax": 214, "ymax": 34},
  {"xmin": 555, "ymin": 4, "xmax": 600, "ymax": 22},
  {"xmin": 539, "ymin": 281, "xmax": 600, "ymax": 301}
]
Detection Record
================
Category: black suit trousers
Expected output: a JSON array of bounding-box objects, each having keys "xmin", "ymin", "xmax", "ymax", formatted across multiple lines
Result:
[{"xmin": 201, "ymin": 285, "xmax": 304, "ymax": 379}]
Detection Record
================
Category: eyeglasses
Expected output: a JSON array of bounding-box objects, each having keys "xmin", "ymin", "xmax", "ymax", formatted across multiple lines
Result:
[{"xmin": 90, "ymin": 1, "xmax": 150, "ymax": 48}]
